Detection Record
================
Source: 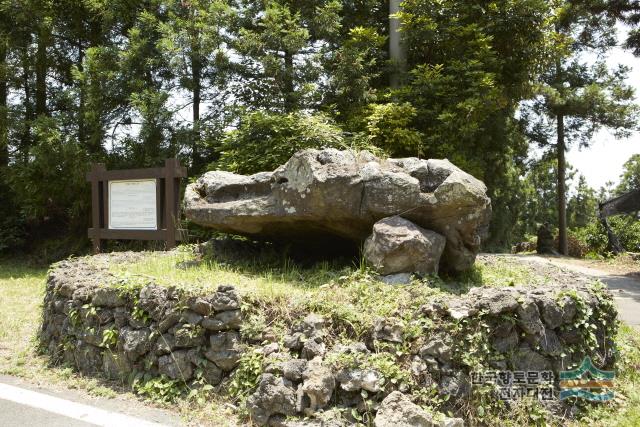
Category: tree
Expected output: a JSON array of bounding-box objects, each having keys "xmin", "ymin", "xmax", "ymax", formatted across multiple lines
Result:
[
  {"xmin": 157, "ymin": 0, "xmax": 233, "ymax": 172},
  {"xmin": 390, "ymin": 0, "xmax": 553, "ymax": 248},
  {"xmin": 523, "ymin": 2, "xmax": 638, "ymax": 255},
  {"xmin": 232, "ymin": 0, "xmax": 342, "ymax": 112},
  {"xmin": 567, "ymin": 174, "xmax": 598, "ymax": 228},
  {"xmin": 616, "ymin": 153, "xmax": 640, "ymax": 194}
]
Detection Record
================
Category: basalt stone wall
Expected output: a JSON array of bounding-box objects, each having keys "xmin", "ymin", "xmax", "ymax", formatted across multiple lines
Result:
[
  {"xmin": 40, "ymin": 254, "xmax": 618, "ymax": 426},
  {"xmin": 40, "ymin": 254, "xmax": 245, "ymax": 385}
]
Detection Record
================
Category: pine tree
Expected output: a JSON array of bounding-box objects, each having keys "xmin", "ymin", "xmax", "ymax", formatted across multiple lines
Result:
[{"xmin": 523, "ymin": 2, "xmax": 638, "ymax": 255}]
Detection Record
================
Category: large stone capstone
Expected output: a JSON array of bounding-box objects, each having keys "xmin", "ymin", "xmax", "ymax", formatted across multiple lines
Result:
[{"xmin": 184, "ymin": 149, "xmax": 491, "ymax": 272}]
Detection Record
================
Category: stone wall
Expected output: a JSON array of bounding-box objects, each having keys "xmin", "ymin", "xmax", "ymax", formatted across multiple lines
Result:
[
  {"xmin": 40, "ymin": 253, "xmax": 618, "ymax": 426},
  {"xmin": 40, "ymin": 254, "xmax": 244, "ymax": 385}
]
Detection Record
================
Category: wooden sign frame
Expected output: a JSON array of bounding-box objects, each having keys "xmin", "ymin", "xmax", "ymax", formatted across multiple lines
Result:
[{"xmin": 86, "ymin": 158, "xmax": 187, "ymax": 253}]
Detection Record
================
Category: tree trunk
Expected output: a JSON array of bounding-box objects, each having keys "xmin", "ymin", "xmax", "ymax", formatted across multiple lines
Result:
[
  {"xmin": 77, "ymin": 39, "xmax": 86, "ymax": 149},
  {"xmin": 283, "ymin": 50, "xmax": 294, "ymax": 112},
  {"xmin": 557, "ymin": 114, "xmax": 568, "ymax": 255},
  {"xmin": 35, "ymin": 24, "xmax": 50, "ymax": 116},
  {"xmin": 191, "ymin": 48, "xmax": 202, "ymax": 171},
  {"xmin": 0, "ymin": 35, "xmax": 8, "ymax": 168},
  {"xmin": 21, "ymin": 48, "xmax": 32, "ymax": 160}
]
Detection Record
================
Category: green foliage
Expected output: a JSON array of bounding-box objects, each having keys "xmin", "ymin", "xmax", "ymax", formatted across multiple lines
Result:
[
  {"xmin": 0, "ymin": 0, "xmax": 638, "ymax": 258},
  {"xmin": 364, "ymin": 102, "xmax": 423, "ymax": 156},
  {"xmin": 215, "ymin": 111, "xmax": 347, "ymax": 174},
  {"xmin": 8, "ymin": 116, "xmax": 90, "ymax": 225},
  {"xmin": 132, "ymin": 374, "xmax": 186, "ymax": 403},
  {"xmin": 227, "ymin": 348, "xmax": 265, "ymax": 399},
  {"xmin": 100, "ymin": 328, "xmax": 119, "ymax": 349},
  {"xmin": 616, "ymin": 153, "xmax": 640, "ymax": 195},
  {"xmin": 568, "ymin": 175, "xmax": 598, "ymax": 228},
  {"xmin": 574, "ymin": 216, "xmax": 640, "ymax": 256}
]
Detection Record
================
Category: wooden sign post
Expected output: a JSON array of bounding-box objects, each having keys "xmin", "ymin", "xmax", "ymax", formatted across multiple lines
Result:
[{"xmin": 86, "ymin": 158, "xmax": 187, "ymax": 253}]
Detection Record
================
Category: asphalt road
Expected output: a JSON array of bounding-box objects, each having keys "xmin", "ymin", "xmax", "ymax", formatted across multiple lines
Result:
[
  {"xmin": 0, "ymin": 375, "xmax": 182, "ymax": 427},
  {"xmin": 0, "ymin": 399, "xmax": 93, "ymax": 427}
]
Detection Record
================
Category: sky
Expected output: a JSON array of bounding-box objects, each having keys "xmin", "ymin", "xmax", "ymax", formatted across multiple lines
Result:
[{"xmin": 567, "ymin": 27, "xmax": 640, "ymax": 191}]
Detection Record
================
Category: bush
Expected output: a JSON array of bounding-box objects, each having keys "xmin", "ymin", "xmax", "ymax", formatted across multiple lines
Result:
[
  {"xmin": 562, "ymin": 231, "xmax": 589, "ymax": 258},
  {"xmin": 573, "ymin": 215, "xmax": 640, "ymax": 256},
  {"xmin": 215, "ymin": 111, "xmax": 349, "ymax": 174},
  {"xmin": 0, "ymin": 216, "xmax": 26, "ymax": 253},
  {"xmin": 364, "ymin": 102, "xmax": 424, "ymax": 156}
]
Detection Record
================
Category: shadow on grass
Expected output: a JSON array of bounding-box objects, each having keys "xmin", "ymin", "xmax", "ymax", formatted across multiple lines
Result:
[
  {"xmin": 185, "ymin": 236, "xmax": 496, "ymax": 295},
  {"xmin": 0, "ymin": 259, "xmax": 47, "ymax": 280},
  {"xmin": 168, "ymin": 236, "xmax": 360, "ymax": 291},
  {"xmin": 419, "ymin": 266, "xmax": 485, "ymax": 296}
]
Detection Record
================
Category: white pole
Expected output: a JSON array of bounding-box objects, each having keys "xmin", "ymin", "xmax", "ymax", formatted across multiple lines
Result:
[{"xmin": 389, "ymin": 0, "xmax": 406, "ymax": 88}]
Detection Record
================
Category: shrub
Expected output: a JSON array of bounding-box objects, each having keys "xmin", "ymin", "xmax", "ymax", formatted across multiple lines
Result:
[
  {"xmin": 573, "ymin": 215, "xmax": 640, "ymax": 256},
  {"xmin": 563, "ymin": 231, "xmax": 589, "ymax": 258},
  {"xmin": 364, "ymin": 102, "xmax": 424, "ymax": 156},
  {"xmin": 215, "ymin": 111, "xmax": 348, "ymax": 174}
]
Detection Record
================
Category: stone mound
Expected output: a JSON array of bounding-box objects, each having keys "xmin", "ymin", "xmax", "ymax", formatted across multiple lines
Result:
[
  {"xmin": 40, "ymin": 252, "xmax": 618, "ymax": 426},
  {"xmin": 184, "ymin": 149, "xmax": 491, "ymax": 273}
]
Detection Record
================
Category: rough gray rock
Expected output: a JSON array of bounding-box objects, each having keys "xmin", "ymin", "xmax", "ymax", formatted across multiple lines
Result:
[
  {"xmin": 301, "ymin": 358, "xmax": 335, "ymax": 414},
  {"xmin": 188, "ymin": 296, "xmax": 213, "ymax": 316},
  {"xmin": 184, "ymin": 149, "xmax": 491, "ymax": 273},
  {"xmin": 532, "ymin": 328, "xmax": 563, "ymax": 356},
  {"xmin": 374, "ymin": 391, "xmax": 437, "ymax": 427},
  {"xmin": 300, "ymin": 313, "xmax": 326, "ymax": 335},
  {"xmin": 420, "ymin": 338, "xmax": 452, "ymax": 363},
  {"xmin": 180, "ymin": 310, "xmax": 203, "ymax": 326},
  {"xmin": 73, "ymin": 342, "xmax": 103, "ymax": 375},
  {"xmin": 283, "ymin": 333, "xmax": 304, "ymax": 351},
  {"xmin": 138, "ymin": 285, "xmax": 171, "ymax": 321},
  {"xmin": 211, "ymin": 285, "xmax": 240, "ymax": 311},
  {"xmin": 380, "ymin": 272, "xmax": 412, "ymax": 285},
  {"xmin": 516, "ymin": 297, "xmax": 545, "ymax": 336},
  {"xmin": 282, "ymin": 359, "xmax": 309, "ymax": 383},
  {"xmin": 102, "ymin": 351, "xmax": 132, "ymax": 380},
  {"xmin": 336, "ymin": 368, "xmax": 384, "ymax": 392},
  {"xmin": 204, "ymin": 331, "xmax": 242, "ymax": 371},
  {"xmin": 201, "ymin": 360, "xmax": 223, "ymax": 385},
  {"xmin": 92, "ymin": 287, "xmax": 125, "ymax": 307},
  {"xmin": 118, "ymin": 327, "xmax": 151, "ymax": 361},
  {"xmin": 492, "ymin": 330, "xmax": 519, "ymax": 353},
  {"xmin": 559, "ymin": 296, "xmax": 577, "ymax": 324},
  {"xmin": 510, "ymin": 345, "xmax": 551, "ymax": 372},
  {"xmin": 364, "ymin": 217, "xmax": 446, "ymax": 275},
  {"xmin": 174, "ymin": 325, "xmax": 206, "ymax": 348},
  {"xmin": 470, "ymin": 287, "xmax": 519, "ymax": 315},
  {"xmin": 158, "ymin": 309, "xmax": 180, "ymax": 333},
  {"xmin": 154, "ymin": 333, "xmax": 176, "ymax": 355},
  {"xmin": 158, "ymin": 350, "xmax": 194, "ymax": 380},
  {"xmin": 373, "ymin": 318, "xmax": 404, "ymax": 343},
  {"xmin": 439, "ymin": 372, "xmax": 470, "ymax": 398},
  {"xmin": 201, "ymin": 310, "xmax": 242, "ymax": 331},
  {"xmin": 247, "ymin": 374, "xmax": 298, "ymax": 426},
  {"xmin": 301, "ymin": 338, "xmax": 326, "ymax": 360},
  {"xmin": 537, "ymin": 297, "xmax": 564, "ymax": 329}
]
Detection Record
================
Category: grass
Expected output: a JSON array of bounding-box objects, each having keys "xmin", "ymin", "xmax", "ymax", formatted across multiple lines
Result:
[
  {"xmin": 0, "ymin": 259, "xmax": 119, "ymax": 397},
  {"xmin": 0, "ymin": 258, "xmax": 240, "ymax": 425},
  {"xmin": 108, "ymin": 247, "xmax": 449, "ymax": 339},
  {"xmin": 0, "ymin": 262, "xmax": 46, "ymax": 368},
  {"xmin": 2, "ymin": 247, "xmax": 640, "ymax": 426}
]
